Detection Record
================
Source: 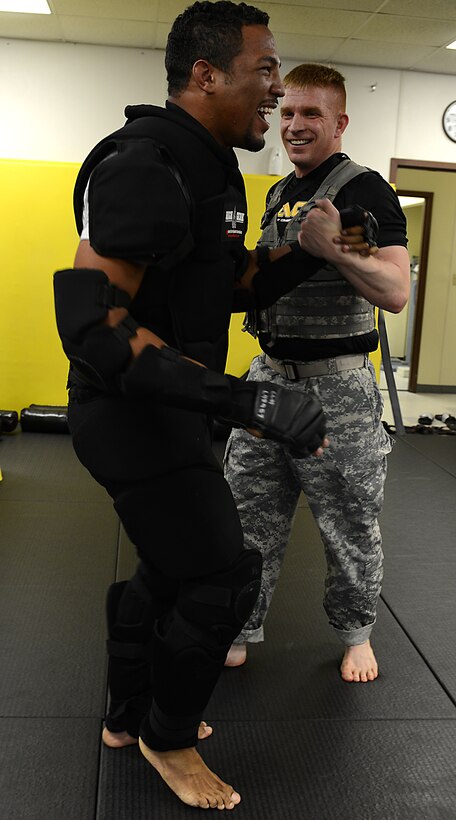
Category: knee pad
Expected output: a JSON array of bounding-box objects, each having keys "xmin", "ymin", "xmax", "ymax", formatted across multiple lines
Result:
[
  {"xmin": 184, "ymin": 548, "xmax": 263, "ymax": 638},
  {"xmin": 156, "ymin": 548, "xmax": 262, "ymax": 666}
]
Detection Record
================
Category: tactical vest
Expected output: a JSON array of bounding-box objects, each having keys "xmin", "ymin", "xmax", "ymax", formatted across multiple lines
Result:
[
  {"xmin": 74, "ymin": 104, "xmax": 248, "ymax": 373},
  {"xmin": 255, "ymin": 159, "xmax": 375, "ymax": 344}
]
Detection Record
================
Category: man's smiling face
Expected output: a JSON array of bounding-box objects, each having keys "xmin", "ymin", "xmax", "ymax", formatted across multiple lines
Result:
[
  {"xmin": 211, "ymin": 24, "xmax": 284, "ymax": 152},
  {"xmin": 280, "ymin": 84, "xmax": 348, "ymax": 177}
]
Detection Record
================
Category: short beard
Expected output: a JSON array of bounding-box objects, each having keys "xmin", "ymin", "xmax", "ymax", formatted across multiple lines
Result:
[{"xmin": 240, "ymin": 131, "xmax": 266, "ymax": 152}]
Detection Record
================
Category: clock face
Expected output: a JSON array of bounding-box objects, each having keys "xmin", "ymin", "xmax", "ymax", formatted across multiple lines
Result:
[{"xmin": 443, "ymin": 101, "xmax": 456, "ymax": 142}]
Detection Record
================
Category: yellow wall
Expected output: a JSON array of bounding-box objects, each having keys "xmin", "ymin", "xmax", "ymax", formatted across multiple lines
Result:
[
  {"xmin": 1, "ymin": 159, "xmax": 80, "ymax": 412},
  {"xmin": 225, "ymin": 174, "xmax": 280, "ymax": 376},
  {"xmin": 1, "ymin": 164, "xmax": 279, "ymax": 412},
  {"xmin": 1, "ymin": 162, "xmax": 379, "ymax": 413}
]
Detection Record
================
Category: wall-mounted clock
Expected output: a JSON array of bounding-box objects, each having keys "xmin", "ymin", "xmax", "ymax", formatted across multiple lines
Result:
[{"xmin": 443, "ymin": 101, "xmax": 456, "ymax": 142}]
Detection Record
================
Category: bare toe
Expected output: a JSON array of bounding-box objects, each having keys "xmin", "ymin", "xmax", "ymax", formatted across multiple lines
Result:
[
  {"xmin": 224, "ymin": 643, "xmax": 247, "ymax": 668},
  {"xmin": 340, "ymin": 641, "xmax": 378, "ymax": 684},
  {"xmin": 198, "ymin": 721, "xmax": 213, "ymax": 740}
]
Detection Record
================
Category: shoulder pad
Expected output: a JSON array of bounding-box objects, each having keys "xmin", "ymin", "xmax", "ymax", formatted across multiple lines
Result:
[
  {"xmin": 76, "ymin": 137, "xmax": 194, "ymax": 271},
  {"xmin": 90, "ymin": 140, "xmax": 193, "ymax": 268}
]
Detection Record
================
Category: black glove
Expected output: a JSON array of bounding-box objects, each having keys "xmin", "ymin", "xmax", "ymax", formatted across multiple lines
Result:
[
  {"xmin": 227, "ymin": 380, "xmax": 326, "ymax": 458},
  {"xmin": 339, "ymin": 204, "xmax": 379, "ymax": 248},
  {"xmin": 121, "ymin": 343, "xmax": 326, "ymax": 456}
]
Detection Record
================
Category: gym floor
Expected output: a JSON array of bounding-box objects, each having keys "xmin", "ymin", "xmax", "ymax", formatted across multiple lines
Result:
[{"xmin": 1, "ymin": 412, "xmax": 456, "ymax": 819}]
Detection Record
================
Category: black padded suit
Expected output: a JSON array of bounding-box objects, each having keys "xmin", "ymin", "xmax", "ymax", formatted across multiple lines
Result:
[{"xmin": 67, "ymin": 102, "xmax": 261, "ymax": 751}]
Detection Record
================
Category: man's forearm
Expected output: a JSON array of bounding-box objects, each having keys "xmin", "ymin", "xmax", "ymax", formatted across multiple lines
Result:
[{"xmin": 334, "ymin": 245, "xmax": 410, "ymax": 313}]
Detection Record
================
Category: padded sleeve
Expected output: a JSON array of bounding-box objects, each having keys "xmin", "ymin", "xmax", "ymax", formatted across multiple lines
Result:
[
  {"xmin": 251, "ymin": 247, "xmax": 323, "ymax": 309},
  {"xmin": 87, "ymin": 140, "xmax": 192, "ymax": 264}
]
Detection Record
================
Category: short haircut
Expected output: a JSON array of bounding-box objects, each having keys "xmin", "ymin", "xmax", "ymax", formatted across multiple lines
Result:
[
  {"xmin": 283, "ymin": 63, "xmax": 346, "ymax": 109},
  {"xmin": 166, "ymin": 1, "xmax": 270, "ymax": 95}
]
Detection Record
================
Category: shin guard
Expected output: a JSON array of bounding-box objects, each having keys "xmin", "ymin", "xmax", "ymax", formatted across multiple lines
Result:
[
  {"xmin": 104, "ymin": 579, "xmax": 154, "ymax": 737},
  {"xmin": 140, "ymin": 549, "xmax": 262, "ymax": 750}
]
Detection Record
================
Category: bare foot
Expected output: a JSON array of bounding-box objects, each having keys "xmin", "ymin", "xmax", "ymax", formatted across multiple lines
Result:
[
  {"xmin": 139, "ymin": 737, "xmax": 241, "ymax": 809},
  {"xmin": 103, "ymin": 720, "xmax": 213, "ymax": 749},
  {"xmin": 340, "ymin": 640, "xmax": 378, "ymax": 682},
  {"xmin": 224, "ymin": 643, "xmax": 247, "ymax": 668},
  {"xmin": 102, "ymin": 728, "xmax": 137, "ymax": 748}
]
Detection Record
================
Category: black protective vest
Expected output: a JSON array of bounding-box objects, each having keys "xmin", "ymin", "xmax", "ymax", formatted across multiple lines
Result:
[{"xmin": 74, "ymin": 104, "xmax": 249, "ymax": 372}]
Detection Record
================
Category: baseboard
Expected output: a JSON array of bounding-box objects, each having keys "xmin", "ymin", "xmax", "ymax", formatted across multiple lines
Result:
[{"xmin": 416, "ymin": 384, "xmax": 456, "ymax": 394}]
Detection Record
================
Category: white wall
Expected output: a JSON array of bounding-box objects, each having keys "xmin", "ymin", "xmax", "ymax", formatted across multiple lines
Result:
[{"xmin": 2, "ymin": 37, "xmax": 456, "ymax": 178}]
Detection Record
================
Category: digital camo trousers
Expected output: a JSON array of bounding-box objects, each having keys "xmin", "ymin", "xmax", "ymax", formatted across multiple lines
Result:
[{"xmin": 224, "ymin": 353, "xmax": 394, "ymax": 647}]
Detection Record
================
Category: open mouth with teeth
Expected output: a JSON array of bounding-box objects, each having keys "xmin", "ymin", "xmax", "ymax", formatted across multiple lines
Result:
[
  {"xmin": 257, "ymin": 105, "xmax": 275, "ymax": 124},
  {"xmin": 289, "ymin": 139, "xmax": 312, "ymax": 145}
]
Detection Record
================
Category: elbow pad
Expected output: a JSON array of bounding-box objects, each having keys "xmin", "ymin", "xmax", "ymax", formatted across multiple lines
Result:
[
  {"xmin": 53, "ymin": 268, "xmax": 138, "ymax": 390},
  {"xmin": 122, "ymin": 346, "xmax": 326, "ymax": 457}
]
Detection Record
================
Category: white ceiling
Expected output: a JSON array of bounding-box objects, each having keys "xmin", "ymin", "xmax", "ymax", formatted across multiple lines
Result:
[{"xmin": 2, "ymin": 0, "xmax": 456, "ymax": 76}]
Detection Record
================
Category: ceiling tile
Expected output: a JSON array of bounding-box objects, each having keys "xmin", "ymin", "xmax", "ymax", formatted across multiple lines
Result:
[
  {"xmin": 155, "ymin": 1, "xmax": 370, "ymax": 33},
  {"xmin": 409, "ymin": 48, "xmax": 456, "ymax": 75},
  {"xmin": 53, "ymin": 0, "xmax": 160, "ymax": 22},
  {"xmin": 333, "ymin": 39, "xmax": 438, "ymax": 70},
  {"xmin": 274, "ymin": 31, "xmax": 345, "ymax": 63},
  {"xmin": 382, "ymin": 0, "xmax": 456, "ymax": 21},
  {"xmin": 265, "ymin": 0, "xmax": 380, "ymax": 8},
  {"xmin": 264, "ymin": 4, "xmax": 370, "ymax": 37},
  {"xmin": 0, "ymin": 12, "xmax": 63, "ymax": 40},
  {"xmin": 3, "ymin": 0, "xmax": 456, "ymax": 76},
  {"xmin": 355, "ymin": 14, "xmax": 456, "ymax": 46},
  {"xmin": 59, "ymin": 16, "xmax": 158, "ymax": 48}
]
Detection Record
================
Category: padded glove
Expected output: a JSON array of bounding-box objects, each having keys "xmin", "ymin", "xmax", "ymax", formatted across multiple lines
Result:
[
  {"xmin": 339, "ymin": 204, "xmax": 379, "ymax": 248},
  {"xmin": 227, "ymin": 380, "xmax": 326, "ymax": 458}
]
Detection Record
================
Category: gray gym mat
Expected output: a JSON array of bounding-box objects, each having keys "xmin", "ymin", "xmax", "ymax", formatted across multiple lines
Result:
[
  {"xmin": 0, "ymin": 432, "xmax": 116, "ymax": 818},
  {"xmin": 0, "ymin": 718, "xmax": 101, "ymax": 820},
  {"xmin": 208, "ymin": 504, "xmax": 454, "ymax": 722},
  {"xmin": 97, "ymin": 719, "xmax": 456, "ymax": 820},
  {"xmin": 0, "ymin": 430, "xmax": 109, "ymax": 503},
  {"xmin": 96, "ymin": 499, "xmax": 456, "ymax": 818},
  {"xmin": 0, "ymin": 497, "xmax": 118, "ymax": 715},
  {"xmin": 0, "ymin": 431, "xmax": 120, "ymax": 717},
  {"xmin": 2, "ymin": 430, "xmax": 456, "ymax": 820},
  {"xmin": 380, "ymin": 437, "xmax": 456, "ymax": 703},
  {"xmin": 401, "ymin": 432, "xmax": 456, "ymax": 478}
]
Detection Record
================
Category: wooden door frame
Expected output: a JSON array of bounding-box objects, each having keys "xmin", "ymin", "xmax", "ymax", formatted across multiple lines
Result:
[
  {"xmin": 394, "ymin": 189, "xmax": 433, "ymax": 392},
  {"xmin": 389, "ymin": 158, "xmax": 456, "ymax": 392}
]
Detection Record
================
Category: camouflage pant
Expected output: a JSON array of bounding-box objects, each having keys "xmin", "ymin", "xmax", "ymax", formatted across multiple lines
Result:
[{"xmin": 224, "ymin": 353, "xmax": 394, "ymax": 646}]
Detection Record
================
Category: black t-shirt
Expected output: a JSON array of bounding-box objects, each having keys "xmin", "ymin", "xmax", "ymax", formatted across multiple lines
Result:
[{"xmin": 258, "ymin": 153, "xmax": 408, "ymax": 361}]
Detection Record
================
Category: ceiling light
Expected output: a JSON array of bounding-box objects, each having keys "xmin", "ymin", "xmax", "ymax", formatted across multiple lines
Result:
[
  {"xmin": 0, "ymin": 0, "xmax": 51, "ymax": 13},
  {"xmin": 446, "ymin": 40, "xmax": 456, "ymax": 50}
]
